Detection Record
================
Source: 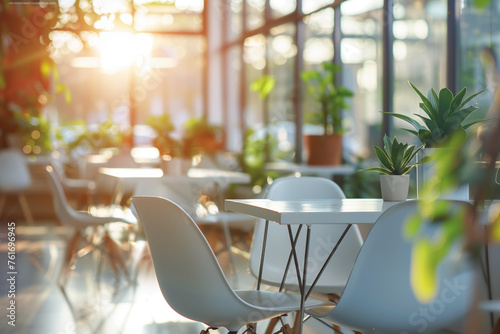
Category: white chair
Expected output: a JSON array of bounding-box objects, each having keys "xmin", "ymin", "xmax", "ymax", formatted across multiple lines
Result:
[
  {"xmin": 130, "ymin": 196, "xmax": 334, "ymax": 334},
  {"xmin": 249, "ymin": 176, "xmax": 364, "ymax": 295},
  {"xmin": 45, "ymin": 166, "xmax": 135, "ymax": 288},
  {"xmin": 133, "ymin": 178, "xmax": 255, "ymax": 270},
  {"xmin": 0, "ymin": 149, "xmax": 34, "ymax": 224},
  {"xmin": 306, "ymin": 200, "xmax": 476, "ymax": 333}
]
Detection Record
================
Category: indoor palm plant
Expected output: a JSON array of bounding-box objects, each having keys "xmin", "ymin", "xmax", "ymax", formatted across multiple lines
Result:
[
  {"xmin": 385, "ymin": 81, "xmax": 486, "ymax": 199},
  {"xmin": 358, "ymin": 135, "xmax": 424, "ymax": 201},
  {"xmin": 384, "ymin": 81, "xmax": 486, "ymax": 148},
  {"xmin": 301, "ymin": 61, "xmax": 353, "ymax": 165}
]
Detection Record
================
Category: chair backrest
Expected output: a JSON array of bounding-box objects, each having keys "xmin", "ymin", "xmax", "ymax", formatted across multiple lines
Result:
[
  {"xmin": 249, "ymin": 176, "xmax": 364, "ymax": 293},
  {"xmin": 329, "ymin": 200, "xmax": 476, "ymax": 333},
  {"xmin": 130, "ymin": 196, "xmax": 259, "ymax": 328},
  {"xmin": 45, "ymin": 166, "xmax": 83, "ymax": 226},
  {"xmin": 0, "ymin": 149, "xmax": 31, "ymax": 192}
]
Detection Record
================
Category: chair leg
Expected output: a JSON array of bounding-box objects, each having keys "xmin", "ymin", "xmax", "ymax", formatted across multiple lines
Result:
[
  {"xmin": 292, "ymin": 311, "xmax": 301, "ymax": 334},
  {"xmin": 17, "ymin": 193, "xmax": 34, "ymax": 225},
  {"xmin": 492, "ymin": 317, "xmax": 500, "ymax": 334},
  {"xmin": 0, "ymin": 195, "xmax": 5, "ymax": 219},
  {"xmin": 58, "ymin": 231, "xmax": 82, "ymax": 287},
  {"xmin": 264, "ymin": 316, "xmax": 280, "ymax": 334},
  {"xmin": 102, "ymin": 234, "xmax": 130, "ymax": 282}
]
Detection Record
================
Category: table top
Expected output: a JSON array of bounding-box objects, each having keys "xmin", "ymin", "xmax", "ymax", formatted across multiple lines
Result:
[
  {"xmin": 224, "ymin": 198, "xmax": 401, "ymax": 225},
  {"xmin": 99, "ymin": 167, "xmax": 164, "ymax": 179},
  {"xmin": 265, "ymin": 162, "xmax": 355, "ymax": 176},
  {"xmin": 99, "ymin": 167, "xmax": 250, "ymax": 184}
]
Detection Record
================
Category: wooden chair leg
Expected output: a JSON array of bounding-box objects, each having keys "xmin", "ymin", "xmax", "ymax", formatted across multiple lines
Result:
[
  {"xmin": 292, "ymin": 311, "xmax": 301, "ymax": 334},
  {"xmin": 264, "ymin": 316, "xmax": 280, "ymax": 334},
  {"xmin": 18, "ymin": 193, "xmax": 34, "ymax": 224},
  {"xmin": 492, "ymin": 317, "xmax": 500, "ymax": 334},
  {"xmin": 0, "ymin": 195, "xmax": 6, "ymax": 218}
]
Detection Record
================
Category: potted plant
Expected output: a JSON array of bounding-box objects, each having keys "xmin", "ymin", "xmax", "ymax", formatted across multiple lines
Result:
[
  {"xmin": 301, "ymin": 61, "xmax": 353, "ymax": 165},
  {"xmin": 182, "ymin": 117, "xmax": 224, "ymax": 156},
  {"xmin": 357, "ymin": 135, "xmax": 424, "ymax": 201},
  {"xmin": 384, "ymin": 81, "xmax": 486, "ymax": 199}
]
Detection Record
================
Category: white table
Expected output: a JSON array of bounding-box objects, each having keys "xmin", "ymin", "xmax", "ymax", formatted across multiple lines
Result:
[
  {"xmin": 265, "ymin": 162, "xmax": 355, "ymax": 178},
  {"xmin": 225, "ymin": 198, "xmax": 399, "ymax": 225},
  {"xmin": 224, "ymin": 198, "xmax": 401, "ymax": 334},
  {"xmin": 100, "ymin": 167, "xmax": 250, "ymax": 205}
]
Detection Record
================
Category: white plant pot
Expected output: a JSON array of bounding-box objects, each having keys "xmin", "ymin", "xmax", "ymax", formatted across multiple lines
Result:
[
  {"xmin": 380, "ymin": 174, "xmax": 410, "ymax": 202},
  {"xmin": 416, "ymin": 148, "xmax": 469, "ymax": 200},
  {"xmin": 162, "ymin": 157, "xmax": 192, "ymax": 175}
]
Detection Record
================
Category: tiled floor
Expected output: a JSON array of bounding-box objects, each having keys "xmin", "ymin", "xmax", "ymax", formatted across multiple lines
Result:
[{"xmin": 0, "ymin": 220, "xmax": 343, "ymax": 334}]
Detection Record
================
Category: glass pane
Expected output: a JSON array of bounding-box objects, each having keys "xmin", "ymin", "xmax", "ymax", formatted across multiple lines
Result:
[
  {"xmin": 302, "ymin": 0, "xmax": 333, "ymax": 15},
  {"xmin": 268, "ymin": 24, "xmax": 297, "ymax": 161},
  {"xmin": 392, "ymin": 0, "xmax": 447, "ymax": 144},
  {"xmin": 54, "ymin": 33, "xmax": 203, "ymax": 146},
  {"xmin": 303, "ymin": 7, "xmax": 334, "ymax": 68},
  {"xmin": 244, "ymin": 34, "xmax": 266, "ymax": 126},
  {"xmin": 246, "ymin": 0, "xmax": 265, "ymax": 30},
  {"xmin": 134, "ymin": 35, "xmax": 204, "ymax": 143},
  {"xmin": 270, "ymin": 0, "xmax": 296, "ymax": 18},
  {"xmin": 226, "ymin": 0, "xmax": 243, "ymax": 41},
  {"xmin": 458, "ymin": 2, "xmax": 500, "ymax": 124},
  {"xmin": 134, "ymin": 1, "xmax": 204, "ymax": 32},
  {"xmin": 340, "ymin": 0, "xmax": 383, "ymax": 162},
  {"xmin": 302, "ymin": 8, "xmax": 334, "ymax": 139},
  {"xmin": 226, "ymin": 46, "xmax": 243, "ymax": 151}
]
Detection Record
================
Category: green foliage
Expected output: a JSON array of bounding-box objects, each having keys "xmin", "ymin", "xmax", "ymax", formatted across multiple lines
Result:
[
  {"xmin": 250, "ymin": 75, "xmax": 276, "ymax": 100},
  {"xmin": 357, "ymin": 135, "xmax": 424, "ymax": 175},
  {"xmin": 14, "ymin": 108, "xmax": 52, "ymax": 154},
  {"xmin": 384, "ymin": 82, "xmax": 486, "ymax": 148},
  {"xmin": 473, "ymin": 0, "xmax": 491, "ymax": 9},
  {"xmin": 56, "ymin": 120, "xmax": 122, "ymax": 158},
  {"xmin": 405, "ymin": 201, "xmax": 467, "ymax": 302},
  {"xmin": 240, "ymin": 128, "xmax": 280, "ymax": 188},
  {"xmin": 301, "ymin": 62, "xmax": 353, "ymax": 135},
  {"xmin": 183, "ymin": 117, "xmax": 224, "ymax": 155}
]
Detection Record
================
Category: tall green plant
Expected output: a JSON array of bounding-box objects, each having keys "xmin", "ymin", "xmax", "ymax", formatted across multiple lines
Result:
[
  {"xmin": 301, "ymin": 62, "xmax": 353, "ymax": 135},
  {"xmin": 385, "ymin": 82, "xmax": 486, "ymax": 148}
]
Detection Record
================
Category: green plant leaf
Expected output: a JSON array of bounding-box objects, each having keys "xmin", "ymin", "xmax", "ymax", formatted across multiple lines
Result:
[
  {"xmin": 356, "ymin": 167, "xmax": 392, "ymax": 175},
  {"xmin": 411, "ymin": 239, "xmax": 439, "ymax": 303},
  {"xmin": 374, "ymin": 145, "xmax": 394, "ymax": 172},
  {"xmin": 449, "ymin": 87, "xmax": 467, "ymax": 113},
  {"xmin": 383, "ymin": 112, "xmax": 426, "ymax": 132},
  {"xmin": 473, "ymin": 0, "xmax": 491, "ymax": 10},
  {"xmin": 410, "ymin": 82, "xmax": 438, "ymax": 122},
  {"xmin": 438, "ymin": 87, "xmax": 453, "ymax": 120},
  {"xmin": 454, "ymin": 88, "xmax": 486, "ymax": 113}
]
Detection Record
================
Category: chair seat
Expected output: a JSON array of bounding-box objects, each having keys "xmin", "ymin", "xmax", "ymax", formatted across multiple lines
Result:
[
  {"xmin": 257, "ymin": 274, "xmax": 348, "ymax": 295},
  {"xmin": 235, "ymin": 290, "xmax": 334, "ymax": 313}
]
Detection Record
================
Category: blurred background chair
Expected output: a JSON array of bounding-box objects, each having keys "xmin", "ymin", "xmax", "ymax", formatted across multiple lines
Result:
[
  {"xmin": 0, "ymin": 149, "xmax": 34, "ymax": 224},
  {"xmin": 249, "ymin": 176, "xmax": 363, "ymax": 296},
  {"xmin": 45, "ymin": 165, "xmax": 135, "ymax": 290},
  {"xmin": 131, "ymin": 196, "xmax": 334, "ymax": 334},
  {"xmin": 306, "ymin": 200, "xmax": 476, "ymax": 333}
]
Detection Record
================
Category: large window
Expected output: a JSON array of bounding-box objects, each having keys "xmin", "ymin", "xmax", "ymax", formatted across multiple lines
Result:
[{"xmin": 51, "ymin": 0, "xmax": 206, "ymax": 146}]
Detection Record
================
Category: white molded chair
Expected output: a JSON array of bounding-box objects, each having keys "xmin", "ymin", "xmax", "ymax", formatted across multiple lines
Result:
[
  {"xmin": 130, "ymin": 196, "xmax": 333, "ymax": 334},
  {"xmin": 307, "ymin": 200, "xmax": 476, "ymax": 333},
  {"xmin": 45, "ymin": 166, "xmax": 135, "ymax": 287},
  {"xmin": 0, "ymin": 149, "xmax": 34, "ymax": 224},
  {"xmin": 250, "ymin": 176, "xmax": 364, "ymax": 295},
  {"xmin": 133, "ymin": 179, "xmax": 255, "ymax": 267}
]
